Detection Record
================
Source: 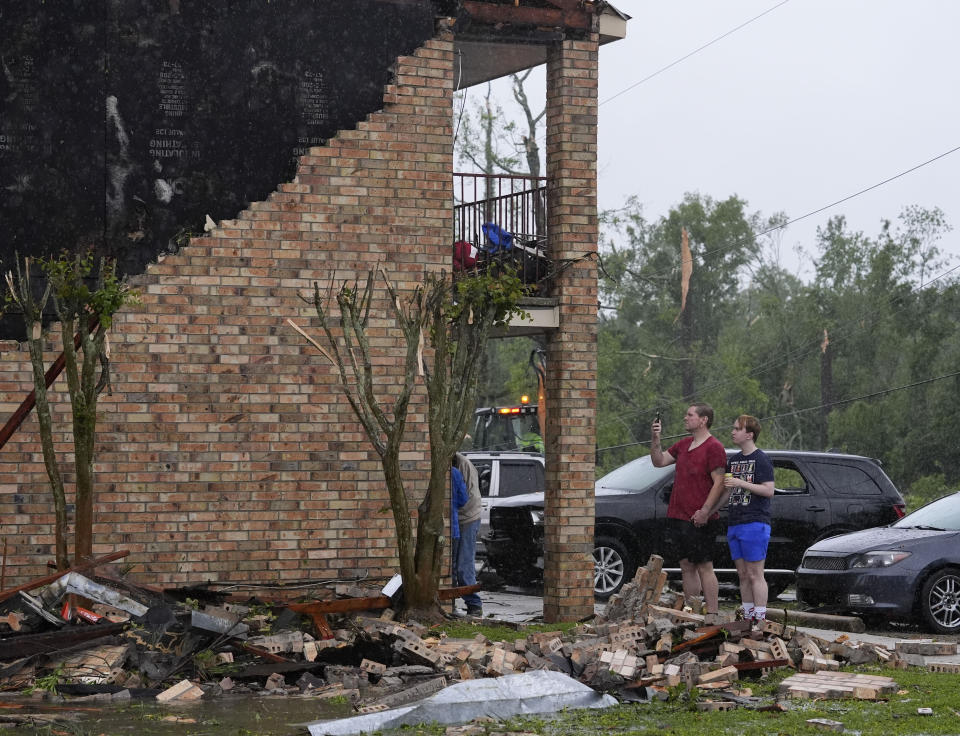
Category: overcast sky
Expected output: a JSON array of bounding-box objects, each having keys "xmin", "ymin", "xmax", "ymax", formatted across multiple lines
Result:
[{"xmin": 483, "ymin": 1, "xmax": 959, "ymax": 281}]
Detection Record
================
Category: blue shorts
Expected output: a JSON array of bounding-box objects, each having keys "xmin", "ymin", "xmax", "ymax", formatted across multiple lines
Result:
[{"xmin": 727, "ymin": 522, "xmax": 770, "ymax": 563}]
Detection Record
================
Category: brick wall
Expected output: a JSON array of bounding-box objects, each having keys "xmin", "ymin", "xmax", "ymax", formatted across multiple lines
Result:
[
  {"xmin": 542, "ymin": 34, "xmax": 599, "ymax": 623},
  {"xmin": 0, "ymin": 33, "xmax": 454, "ymax": 588}
]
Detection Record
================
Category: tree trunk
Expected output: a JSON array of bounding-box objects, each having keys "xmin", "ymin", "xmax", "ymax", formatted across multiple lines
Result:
[
  {"xmin": 680, "ymin": 299, "xmax": 696, "ymax": 399},
  {"xmin": 25, "ymin": 332, "xmax": 70, "ymax": 569}
]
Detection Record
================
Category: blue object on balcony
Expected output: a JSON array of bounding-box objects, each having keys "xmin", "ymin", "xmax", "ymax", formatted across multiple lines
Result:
[{"xmin": 482, "ymin": 222, "xmax": 513, "ymax": 254}]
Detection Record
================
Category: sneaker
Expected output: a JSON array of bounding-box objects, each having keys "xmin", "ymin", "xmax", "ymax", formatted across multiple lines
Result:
[{"xmin": 466, "ymin": 605, "xmax": 483, "ymax": 617}]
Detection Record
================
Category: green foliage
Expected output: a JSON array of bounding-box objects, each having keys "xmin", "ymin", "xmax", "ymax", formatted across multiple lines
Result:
[
  {"xmin": 594, "ymin": 195, "xmax": 957, "ymax": 494},
  {"xmin": 449, "ymin": 268, "xmax": 529, "ymax": 328},
  {"xmin": 192, "ymin": 649, "xmax": 218, "ymax": 680},
  {"xmin": 39, "ymin": 248, "xmax": 138, "ymax": 329},
  {"xmin": 475, "ymin": 335, "xmax": 542, "ymax": 408},
  {"xmin": 905, "ymin": 474, "xmax": 953, "ymax": 511},
  {"xmin": 24, "ymin": 664, "xmax": 66, "ymax": 695}
]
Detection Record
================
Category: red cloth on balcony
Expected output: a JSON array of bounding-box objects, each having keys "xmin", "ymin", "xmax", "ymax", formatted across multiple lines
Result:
[{"xmin": 453, "ymin": 241, "xmax": 479, "ymax": 270}]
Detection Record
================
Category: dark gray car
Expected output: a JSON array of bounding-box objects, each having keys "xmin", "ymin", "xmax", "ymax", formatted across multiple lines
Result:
[{"xmin": 796, "ymin": 491, "xmax": 960, "ymax": 634}]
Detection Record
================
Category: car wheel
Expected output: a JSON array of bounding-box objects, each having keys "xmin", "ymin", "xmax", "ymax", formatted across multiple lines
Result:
[
  {"xmin": 593, "ymin": 536, "xmax": 635, "ymax": 600},
  {"xmin": 919, "ymin": 567, "xmax": 960, "ymax": 634}
]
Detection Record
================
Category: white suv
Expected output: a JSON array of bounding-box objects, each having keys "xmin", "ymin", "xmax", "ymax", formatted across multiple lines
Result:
[{"xmin": 459, "ymin": 451, "xmax": 545, "ymax": 555}]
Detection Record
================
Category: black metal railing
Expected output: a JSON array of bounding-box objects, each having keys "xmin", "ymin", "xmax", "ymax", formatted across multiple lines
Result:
[{"xmin": 453, "ymin": 173, "xmax": 551, "ymax": 295}]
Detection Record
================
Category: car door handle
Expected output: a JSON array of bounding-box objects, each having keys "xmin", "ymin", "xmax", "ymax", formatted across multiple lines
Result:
[{"xmin": 806, "ymin": 505, "xmax": 826, "ymax": 512}]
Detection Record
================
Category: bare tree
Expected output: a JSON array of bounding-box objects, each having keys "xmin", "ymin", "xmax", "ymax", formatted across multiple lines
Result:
[
  {"xmin": 290, "ymin": 267, "xmax": 525, "ymax": 617},
  {"xmin": 455, "ymin": 72, "xmax": 545, "ymax": 217}
]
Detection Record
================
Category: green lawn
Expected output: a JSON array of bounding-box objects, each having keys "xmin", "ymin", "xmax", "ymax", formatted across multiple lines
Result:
[{"xmin": 374, "ymin": 664, "xmax": 960, "ymax": 736}]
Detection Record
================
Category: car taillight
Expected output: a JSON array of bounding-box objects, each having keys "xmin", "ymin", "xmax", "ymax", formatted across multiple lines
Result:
[{"xmin": 893, "ymin": 503, "xmax": 906, "ymax": 519}]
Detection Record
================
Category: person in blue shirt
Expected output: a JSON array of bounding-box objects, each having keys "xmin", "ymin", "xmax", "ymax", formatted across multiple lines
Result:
[{"xmin": 695, "ymin": 414, "xmax": 775, "ymax": 622}]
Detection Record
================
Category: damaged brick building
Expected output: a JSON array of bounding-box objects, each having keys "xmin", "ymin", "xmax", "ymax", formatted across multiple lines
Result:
[{"xmin": 0, "ymin": 1, "xmax": 628, "ymax": 622}]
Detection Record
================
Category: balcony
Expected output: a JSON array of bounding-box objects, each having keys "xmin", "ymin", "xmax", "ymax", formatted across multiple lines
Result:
[{"xmin": 453, "ymin": 173, "xmax": 552, "ymax": 298}]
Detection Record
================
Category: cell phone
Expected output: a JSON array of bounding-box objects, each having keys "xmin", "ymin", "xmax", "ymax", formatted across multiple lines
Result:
[{"xmin": 655, "ymin": 409, "xmax": 662, "ymax": 424}]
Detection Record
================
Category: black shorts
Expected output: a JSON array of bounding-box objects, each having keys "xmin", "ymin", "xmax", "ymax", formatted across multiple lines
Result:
[{"xmin": 665, "ymin": 517, "xmax": 720, "ymax": 565}]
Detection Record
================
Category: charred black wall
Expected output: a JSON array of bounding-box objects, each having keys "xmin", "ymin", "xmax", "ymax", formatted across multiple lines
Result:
[{"xmin": 0, "ymin": 0, "xmax": 436, "ymax": 337}]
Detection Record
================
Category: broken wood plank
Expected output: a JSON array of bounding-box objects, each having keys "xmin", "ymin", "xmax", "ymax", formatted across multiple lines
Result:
[{"xmin": 0, "ymin": 622, "xmax": 126, "ymax": 660}]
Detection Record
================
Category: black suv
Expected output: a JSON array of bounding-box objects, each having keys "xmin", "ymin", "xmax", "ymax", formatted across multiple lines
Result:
[{"xmin": 485, "ymin": 450, "xmax": 906, "ymax": 599}]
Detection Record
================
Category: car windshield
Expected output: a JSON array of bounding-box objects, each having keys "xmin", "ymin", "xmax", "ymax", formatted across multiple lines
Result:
[
  {"xmin": 893, "ymin": 492, "xmax": 960, "ymax": 531},
  {"xmin": 596, "ymin": 455, "xmax": 675, "ymax": 492}
]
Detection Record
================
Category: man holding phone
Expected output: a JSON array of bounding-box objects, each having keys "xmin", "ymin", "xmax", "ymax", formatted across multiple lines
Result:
[{"xmin": 651, "ymin": 404, "xmax": 727, "ymax": 619}]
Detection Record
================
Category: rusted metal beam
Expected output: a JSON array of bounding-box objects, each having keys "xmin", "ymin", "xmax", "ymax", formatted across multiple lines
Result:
[
  {"xmin": 462, "ymin": 1, "xmax": 590, "ymax": 30},
  {"xmin": 0, "ymin": 317, "xmax": 99, "ymax": 452},
  {"xmin": 286, "ymin": 585, "xmax": 481, "ymax": 640}
]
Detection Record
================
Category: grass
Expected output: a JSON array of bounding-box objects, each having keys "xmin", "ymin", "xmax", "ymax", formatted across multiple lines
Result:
[
  {"xmin": 431, "ymin": 620, "xmax": 579, "ymax": 642},
  {"xmin": 372, "ymin": 666, "xmax": 960, "ymax": 736}
]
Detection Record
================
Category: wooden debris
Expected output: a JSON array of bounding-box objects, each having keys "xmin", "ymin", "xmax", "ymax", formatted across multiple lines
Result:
[
  {"xmin": 156, "ymin": 679, "xmax": 205, "ymax": 702},
  {"xmin": 55, "ymin": 643, "xmax": 131, "ymax": 684},
  {"xmin": 698, "ymin": 665, "xmax": 738, "ymax": 685}
]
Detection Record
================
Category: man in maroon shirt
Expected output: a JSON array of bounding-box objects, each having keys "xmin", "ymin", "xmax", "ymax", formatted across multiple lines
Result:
[{"xmin": 651, "ymin": 403, "xmax": 727, "ymax": 617}]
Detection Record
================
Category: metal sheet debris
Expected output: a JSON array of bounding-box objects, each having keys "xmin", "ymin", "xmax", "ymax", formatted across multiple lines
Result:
[
  {"xmin": 40, "ymin": 573, "xmax": 149, "ymax": 617},
  {"xmin": 304, "ymin": 670, "xmax": 618, "ymax": 736}
]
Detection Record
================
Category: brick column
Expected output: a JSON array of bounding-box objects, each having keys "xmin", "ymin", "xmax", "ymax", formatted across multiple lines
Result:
[{"xmin": 542, "ymin": 33, "xmax": 599, "ymax": 622}]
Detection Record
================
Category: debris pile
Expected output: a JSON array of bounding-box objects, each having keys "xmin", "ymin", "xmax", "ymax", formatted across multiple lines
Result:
[{"xmin": 0, "ymin": 550, "xmax": 957, "ymax": 730}]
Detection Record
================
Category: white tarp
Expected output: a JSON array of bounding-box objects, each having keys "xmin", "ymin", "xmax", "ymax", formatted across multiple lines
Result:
[{"xmin": 304, "ymin": 670, "xmax": 618, "ymax": 736}]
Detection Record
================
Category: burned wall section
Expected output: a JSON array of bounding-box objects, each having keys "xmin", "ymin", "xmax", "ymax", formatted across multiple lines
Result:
[
  {"xmin": 0, "ymin": 0, "xmax": 435, "ymax": 340},
  {"xmin": 0, "ymin": 26, "xmax": 455, "ymax": 588}
]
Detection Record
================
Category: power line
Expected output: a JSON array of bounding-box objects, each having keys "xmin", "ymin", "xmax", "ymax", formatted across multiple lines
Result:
[
  {"xmin": 599, "ymin": 1, "xmax": 791, "ymax": 107},
  {"xmin": 532, "ymin": 1, "xmax": 793, "ymax": 146},
  {"xmin": 602, "ymin": 144, "xmax": 960, "ymax": 287}
]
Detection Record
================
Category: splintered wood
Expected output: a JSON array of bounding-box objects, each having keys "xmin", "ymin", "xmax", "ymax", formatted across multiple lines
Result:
[{"xmin": 780, "ymin": 671, "xmax": 898, "ymax": 700}]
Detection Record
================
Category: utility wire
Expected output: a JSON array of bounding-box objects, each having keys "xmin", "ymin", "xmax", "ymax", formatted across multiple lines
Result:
[
  {"xmin": 600, "ymin": 0, "xmax": 791, "ymax": 107},
  {"xmin": 601, "ymin": 143, "xmax": 960, "ymax": 287},
  {"xmin": 532, "ymin": 1, "xmax": 792, "ymax": 145}
]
